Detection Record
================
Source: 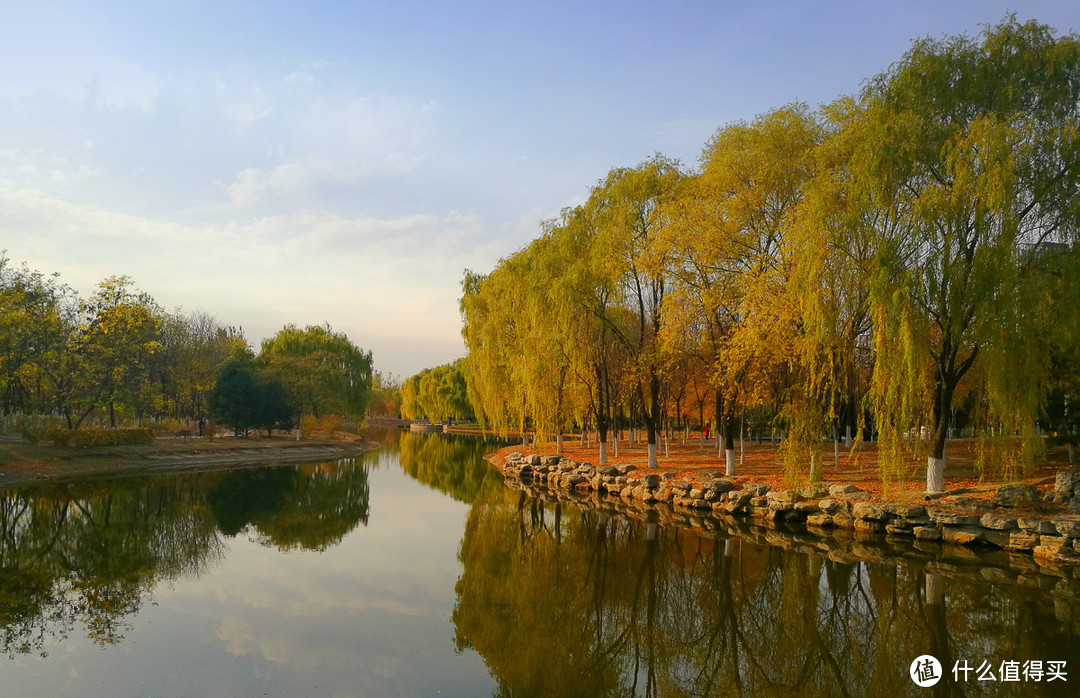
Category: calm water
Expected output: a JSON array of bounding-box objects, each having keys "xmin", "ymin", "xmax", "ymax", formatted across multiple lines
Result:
[{"xmin": 0, "ymin": 430, "xmax": 1078, "ymax": 697}]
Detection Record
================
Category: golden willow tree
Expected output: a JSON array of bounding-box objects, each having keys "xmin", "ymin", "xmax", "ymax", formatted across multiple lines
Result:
[
  {"xmin": 846, "ymin": 18, "xmax": 1080, "ymax": 492},
  {"xmin": 459, "ymin": 16, "xmax": 1080, "ymax": 493},
  {"xmin": 594, "ymin": 154, "xmax": 686, "ymax": 469},
  {"xmin": 663, "ymin": 106, "xmax": 822, "ymax": 476}
]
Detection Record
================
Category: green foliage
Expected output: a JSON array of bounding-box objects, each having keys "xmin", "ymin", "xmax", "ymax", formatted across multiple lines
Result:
[
  {"xmin": 260, "ymin": 323, "xmax": 373, "ymax": 418},
  {"xmin": 207, "ymin": 351, "xmax": 294, "ymax": 436},
  {"xmin": 400, "ymin": 359, "xmax": 473, "ymax": 422}
]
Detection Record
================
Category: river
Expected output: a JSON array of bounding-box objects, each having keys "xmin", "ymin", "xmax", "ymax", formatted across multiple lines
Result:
[{"xmin": 0, "ymin": 430, "xmax": 1077, "ymax": 696}]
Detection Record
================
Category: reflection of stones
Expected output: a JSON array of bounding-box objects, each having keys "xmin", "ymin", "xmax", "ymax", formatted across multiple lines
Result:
[{"xmin": 499, "ymin": 452, "xmax": 1080, "ymax": 579}]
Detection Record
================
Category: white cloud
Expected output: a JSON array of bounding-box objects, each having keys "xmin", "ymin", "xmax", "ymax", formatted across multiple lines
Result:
[{"xmin": 0, "ymin": 184, "xmax": 491, "ymax": 375}]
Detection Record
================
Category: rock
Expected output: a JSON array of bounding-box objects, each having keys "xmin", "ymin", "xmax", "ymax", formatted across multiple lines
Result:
[
  {"xmin": 818, "ymin": 498, "xmax": 846, "ymax": 515},
  {"xmin": 1017, "ymin": 517, "xmax": 1058, "ymax": 534},
  {"xmin": 727, "ymin": 491, "xmax": 752, "ymax": 507},
  {"xmin": 806, "ymin": 513, "xmax": 834, "ymax": 527},
  {"xmin": 794, "ymin": 501, "xmax": 820, "ymax": 513},
  {"xmin": 854, "ymin": 519, "xmax": 885, "ymax": 533},
  {"xmin": 1054, "ymin": 470, "xmax": 1080, "ymax": 494},
  {"xmin": 852, "ymin": 502, "xmax": 891, "ymax": 521},
  {"xmin": 832, "ymin": 513, "xmax": 855, "ymax": 528},
  {"xmin": 798, "ymin": 484, "xmax": 830, "ymax": 499},
  {"xmin": 884, "ymin": 504, "xmax": 926, "ymax": 518},
  {"xmin": 949, "ymin": 496, "xmax": 993, "ymax": 510},
  {"xmin": 661, "ymin": 472, "xmax": 678, "ymax": 480},
  {"xmin": 929, "ymin": 510, "xmax": 980, "ymax": 526},
  {"xmin": 618, "ymin": 464, "xmax": 637, "ymax": 475},
  {"xmin": 597, "ymin": 465, "xmax": 620, "ymax": 477},
  {"xmin": 567, "ymin": 474, "xmax": 588, "ymax": 486},
  {"xmin": 993, "ymin": 483, "xmax": 1038, "ymax": 507},
  {"xmin": 886, "ymin": 523, "xmax": 914, "ymax": 536},
  {"xmin": 688, "ymin": 488, "xmax": 705, "ymax": 500},
  {"xmin": 641, "ymin": 474, "xmax": 661, "ymax": 489},
  {"xmin": 941, "ymin": 526, "xmax": 985, "ymax": 545},
  {"xmin": 1007, "ymin": 531, "xmax": 1041, "ymax": 551},
  {"xmin": 508, "ymin": 451, "xmax": 523, "ymax": 461},
  {"xmin": 743, "ymin": 483, "xmax": 771, "ymax": 497},
  {"xmin": 979, "ymin": 512, "xmax": 1018, "ymax": 531},
  {"xmin": 750, "ymin": 496, "xmax": 768, "ymax": 507},
  {"xmin": 1053, "ymin": 516, "xmax": 1080, "ymax": 538},
  {"xmin": 706, "ymin": 478, "xmax": 737, "ymax": 493},
  {"xmin": 766, "ymin": 490, "xmax": 799, "ymax": 504},
  {"xmin": 913, "ymin": 526, "xmax": 942, "ymax": 541},
  {"xmin": 828, "ymin": 484, "xmax": 861, "ymax": 496}
]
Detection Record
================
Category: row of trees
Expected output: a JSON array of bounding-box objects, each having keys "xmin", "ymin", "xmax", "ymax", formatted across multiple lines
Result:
[
  {"xmin": 399, "ymin": 359, "xmax": 472, "ymax": 423},
  {"xmin": 460, "ymin": 18, "xmax": 1080, "ymax": 491},
  {"xmin": 0, "ymin": 256, "xmax": 374, "ymax": 434}
]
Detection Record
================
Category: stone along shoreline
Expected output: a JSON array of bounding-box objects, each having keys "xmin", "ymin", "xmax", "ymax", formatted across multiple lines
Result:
[{"xmin": 496, "ymin": 451, "xmax": 1080, "ymax": 579}]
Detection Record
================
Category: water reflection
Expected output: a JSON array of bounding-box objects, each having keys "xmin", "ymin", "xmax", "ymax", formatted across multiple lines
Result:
[
  {"xmin": 454, "ymin": 487, "xmax": 1080, "ymax": 697},
  {"xmin": 0, "ymin": 459, "xmax": 370, "ymax": 657},
  {"xmin": 2, "ymin": 432, "xmax": 1078, "ymax": 697}
]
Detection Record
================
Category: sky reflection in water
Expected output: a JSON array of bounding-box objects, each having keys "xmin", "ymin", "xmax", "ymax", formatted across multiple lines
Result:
[{"xmin": 1, "ymin": 431, "xmax": 1078, "ymax": 697}]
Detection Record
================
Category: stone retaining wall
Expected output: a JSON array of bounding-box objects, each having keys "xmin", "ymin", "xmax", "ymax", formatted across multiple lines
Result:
[{"xmin": 499, "ymin": 452, "xmax": 1080, "ymax": 578}]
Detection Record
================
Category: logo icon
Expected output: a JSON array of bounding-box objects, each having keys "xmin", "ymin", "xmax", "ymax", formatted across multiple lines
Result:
[{"xmin": 911, "ymin": 655, "xmax": 942, "ymax": 687}]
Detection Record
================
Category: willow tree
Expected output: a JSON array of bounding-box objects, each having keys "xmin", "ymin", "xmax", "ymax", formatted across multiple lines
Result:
[
  {"xmin": 460, "ymin": 261, "xmax": 528, "ymax": 441},
  {"xmin": 787, "ymin": 101, "xmax": 879, "ymax": 477},
  {"xmin": 852, "ymin": 18, "xmax": 1080, "ymax": 492},
  {"xmin": 667, "ymin": 106, "xmax": 822, "ymax": 476},
  {"xmin": 259, "ymin": 323, "xmax": 373, "ymax": 420},
  {"xmin": 593, "ymin": 154, "xmax": 685, "ymax": 469},
  {"xmin": 546, "ymin": 203, "xmax": 634, "ymax": 464}
]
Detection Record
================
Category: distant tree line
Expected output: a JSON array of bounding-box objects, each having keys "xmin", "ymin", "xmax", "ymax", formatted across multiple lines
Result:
[
  {"xmin": 456, "ymin": 18, "xmax": 1080, "ymax": 492},
  {"xmin": 0, "ymin": 258, "xmax": 373, "ymax": 436},
  {"xmin": 400, "ymin": 359, "xmax": 473, "ymax": 424}
]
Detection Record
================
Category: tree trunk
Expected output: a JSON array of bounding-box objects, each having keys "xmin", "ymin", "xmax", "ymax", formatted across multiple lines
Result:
[
  {"xmin": 833, "ymin": 421, "xmax": 840, "ymax": 469},
  {"xmin": 644, "ymin": 374, "xmax": 660, "ymax": 470}
]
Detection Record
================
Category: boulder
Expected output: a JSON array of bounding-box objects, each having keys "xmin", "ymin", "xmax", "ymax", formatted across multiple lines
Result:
[
  {"xmin": 706, "ymin": 478, "xmax": 737, "ymax": 494},
  {"xmin": 798, "ymin": 484, "xmax": 830, "ymax": 499},
  {"xmin": 818, "ymin": 498, "xmax": 847, "ymax": 515},
  {"xmin": 828, "ymin": 484, "xmax": 861, "ymax": 496},
  {"xmin": 979, "ymin": 512, "xmax": 1018, "ymax": 531},
  {"xmin": 1054, "ymin": 470, "xmax": 1080, "ymax": 495},
  {"xmin": 929, "ymin": 510, "xmax": 981, "ymax": 526},
  {"xmin": 992, "ymin": 483, "xmax": 1038, "ymax": 507},
  {"xmin": 884, "ymin": 504, "xmax": 926, "ymax": 518},
  {"xmin": 941, "ymin": 526, "xmax": 985, "ymax": 545},
  {"xmin": 743, "ymin": 483, "xmax": 771, "ymax": 497},
  {"xmin": 1007, "ymin": 531, "xmax": 1041, "ymax": 552},
  {"xmin": 1017, "ymin": 517, "xmax": 1058, "ymax": 535},
  {"xmin": 852, "ymin": 502, "xmax": 892, "ymax": 521},
  {"xmin": 913, "ymin": 526, "xmax": 942, "ymax": 541},
  {"xmin": 1052, "ymin": 516, "xmax": 1080, "ymax": 539}
]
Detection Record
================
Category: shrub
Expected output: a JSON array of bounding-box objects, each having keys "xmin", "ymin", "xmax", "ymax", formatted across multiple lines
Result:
[{"xmin": 50, "ymin": 428, "xmax": 156, "ymax": 448}]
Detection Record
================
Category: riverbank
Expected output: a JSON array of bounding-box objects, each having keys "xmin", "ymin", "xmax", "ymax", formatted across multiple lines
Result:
[
  {"xmin": 489, "ymin": 440, "xmax": 1080, "ymax": 575},
  {"xmin": 0, "ymin": 433, "xmax": 379, "ymax": 488}
]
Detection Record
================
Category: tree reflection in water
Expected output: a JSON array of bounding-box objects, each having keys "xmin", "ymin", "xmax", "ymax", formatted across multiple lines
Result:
[
  {"xmin": 454, "ymin": 487, "xmax": 1080, "ymax": 698},
  {"xmin": 0, "ymin": 459, "xmax": 371, "ymax": 657}
]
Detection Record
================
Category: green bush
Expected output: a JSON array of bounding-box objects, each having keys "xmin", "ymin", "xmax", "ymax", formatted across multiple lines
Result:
[{"xmin": 49, "ymin": 428, "xmax": 156, "ymax": 448}]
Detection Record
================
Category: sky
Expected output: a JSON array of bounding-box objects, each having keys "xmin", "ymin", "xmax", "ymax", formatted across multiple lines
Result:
[{"xmin": 1, "ymin": 1, "xmax": 1077, "ymax": 379}]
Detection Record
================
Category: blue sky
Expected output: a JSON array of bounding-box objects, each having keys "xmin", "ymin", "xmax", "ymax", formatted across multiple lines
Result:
[{"xmin": 1, "ymin": 1, "xmax": 1077, "ymax": 378}]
